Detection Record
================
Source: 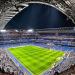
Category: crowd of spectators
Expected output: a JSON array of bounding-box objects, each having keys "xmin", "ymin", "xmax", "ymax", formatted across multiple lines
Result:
[{"xmin": 0, "ymin": 48, "xmax": 24, "ymax": 75}]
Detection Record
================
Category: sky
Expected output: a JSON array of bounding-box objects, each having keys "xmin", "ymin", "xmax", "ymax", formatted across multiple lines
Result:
[{"xmin": 5, "ymin": 3, "xmax": 75, "ymax": 29}]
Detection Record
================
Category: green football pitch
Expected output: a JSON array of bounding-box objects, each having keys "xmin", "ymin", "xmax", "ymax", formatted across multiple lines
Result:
[{"xmin": 8, "ymin": 45, "xmax": 64, "ymax": 75}]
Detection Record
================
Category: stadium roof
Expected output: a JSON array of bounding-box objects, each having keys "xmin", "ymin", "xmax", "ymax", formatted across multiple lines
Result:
[{"xmin": 0, "ymin": 0, "xmax": 75, "ymax": 29}]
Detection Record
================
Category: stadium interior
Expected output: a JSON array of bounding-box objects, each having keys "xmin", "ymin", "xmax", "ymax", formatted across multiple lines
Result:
[{"xmin": 0, "ymin": 0, "xmax": 75, "ymax": 75}]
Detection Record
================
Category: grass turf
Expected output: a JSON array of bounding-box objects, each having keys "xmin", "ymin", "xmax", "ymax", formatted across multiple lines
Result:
[{"xmin": 8, "ymin": 45, "xmax": 64, "ymax": 75}]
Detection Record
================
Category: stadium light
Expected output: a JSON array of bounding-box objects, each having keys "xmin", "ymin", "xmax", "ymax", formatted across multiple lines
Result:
[
  {"xmin": 15, "ymin": 30, "xmax": 19, "ymax": 32},
  {"xmin": 27, "ymin": 29, "xmax": 34, "ymax": 33},
  {"xmin": 0, "ymin": 30, "xmax": 6, "ymax": 32}
]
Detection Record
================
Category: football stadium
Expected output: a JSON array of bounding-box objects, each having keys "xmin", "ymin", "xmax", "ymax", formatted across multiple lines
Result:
[{"xmin": 0, "ymin": 0, "xmax": 75, "ymax": 75}]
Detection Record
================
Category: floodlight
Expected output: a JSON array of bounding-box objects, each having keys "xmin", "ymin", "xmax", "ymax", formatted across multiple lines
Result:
[
  {"xmin": 15, "ymin": 30, "xmax": 19, "ymax": 32},
  {"xmin": 27, "ymin": 29, "xmax": 34, "ymax": 33},
  {"xmin": 0, "ymin": 30, "xmax": 6, "ymax": 32}
]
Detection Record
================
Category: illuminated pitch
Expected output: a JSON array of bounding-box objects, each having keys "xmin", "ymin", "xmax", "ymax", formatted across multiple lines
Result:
[{"xmin": 8, "ymin": 45, "xmax": 64, "ymax": 75}]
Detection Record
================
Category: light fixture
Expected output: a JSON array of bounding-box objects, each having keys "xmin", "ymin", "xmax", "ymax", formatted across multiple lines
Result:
[
  {"xmin": 15, "ymin": 30, "xmax": 19, "ymax": 32},
  {"xmin": 27, "ymin": 29, "xmax": 34, "ymax": 33},
  {"xmin": 0, "ymin": 30, "xmax": 6, "ymax": 32}
]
